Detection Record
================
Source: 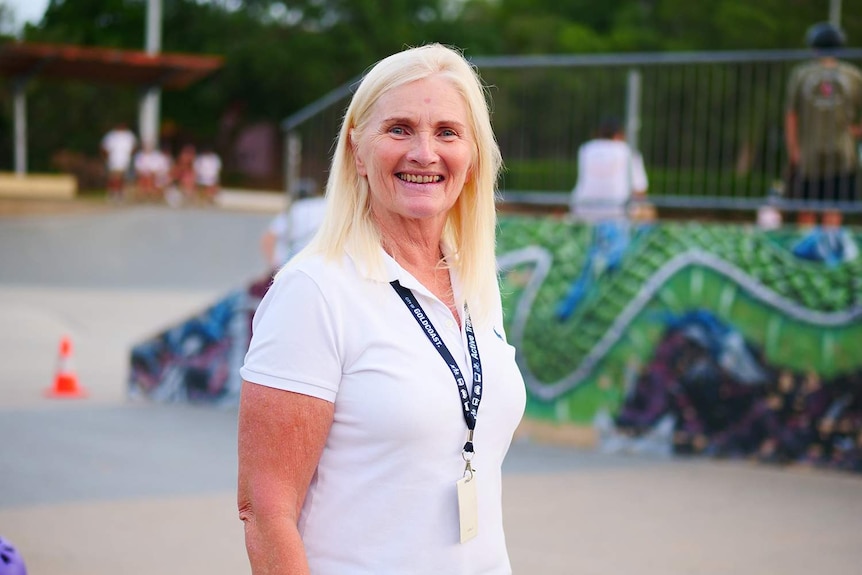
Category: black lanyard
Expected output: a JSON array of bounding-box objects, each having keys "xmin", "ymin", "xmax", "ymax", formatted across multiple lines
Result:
[{"xmin": 391, "ymin": 280, "xmax": 483, "ymax": 455}]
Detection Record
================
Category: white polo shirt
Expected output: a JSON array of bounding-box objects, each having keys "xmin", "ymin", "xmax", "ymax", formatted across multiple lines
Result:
[{"xmin": 241, "ymin": 248, "xmax": 526, "ymax": 575}]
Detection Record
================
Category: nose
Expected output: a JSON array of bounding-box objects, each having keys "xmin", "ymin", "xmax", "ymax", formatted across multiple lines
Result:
[{"xmin": 407, "ymin": 131, "xmax": 438, "ymax": 165}]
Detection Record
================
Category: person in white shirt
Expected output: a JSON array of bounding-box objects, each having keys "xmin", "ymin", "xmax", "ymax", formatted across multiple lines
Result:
[
  {"xmin": 133, "ymin": 142, "xmax": 172, "ymax": 202},
  {"xmin": 260, "ymin": 188, "xmax": 327, "ymax": 271},
  {"xmin": 193, "ymin": 146, "xmax": 222, "ymax": 203},
  {"xmin": 237, "ymin": 44, "xmax": 526, "ymax": 575},
  {"xmin": 569, "ymin": 116, "xmax": 648, "ymax": 222},
  {"xmin": 101, "ymin": 122, "xmax": 137, "ymax": 201}
]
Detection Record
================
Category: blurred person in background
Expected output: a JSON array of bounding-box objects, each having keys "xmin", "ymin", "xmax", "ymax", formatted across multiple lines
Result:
[
  {"xmin": 237, "ymin": 43, "xmax": 526, "ymax": 574},
  {"xmin": 194, "ymin": 145, "xmax": 223, "ymax": 203},
  {"xmin": 785, "ymin": 21, "xmax": 862, "ymax": 229},
  {"xmin": 133, "ymin": 141, "xmax": 172, "ymax": 202},
  {"xmin": 170, "ymin": 143, "xmax": 198, "ymax": 204},
  {"xmin": 101, "ymin": 121, "xmax": 137, "ymax": 202},
  {"xmin": 569, "ymin": 116, "xmax": 648, "ymax": 223},
  {"xmin": 259, "ymin": 183, "xmax": 327, "ymax": 273},
  {"xmin": 557, "ymin": 116, "xmax": 650, "ymax": 320}
]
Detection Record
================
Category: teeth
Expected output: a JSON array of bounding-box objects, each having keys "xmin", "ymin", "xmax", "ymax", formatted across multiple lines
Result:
[{"xmin": 399, "ymin": 174, "xmax": 441, "ymax": 184}]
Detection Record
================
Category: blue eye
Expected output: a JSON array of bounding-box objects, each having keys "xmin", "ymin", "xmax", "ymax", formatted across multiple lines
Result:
[{"xmin": 389, "ymin": 126, "xmax": 406, "ymax": 135}]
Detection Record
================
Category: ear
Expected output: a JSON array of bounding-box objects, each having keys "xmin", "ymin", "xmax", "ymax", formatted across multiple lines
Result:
[{"xmin": 350, "ymin": 129, "xmax": 367, "ymax": 177}]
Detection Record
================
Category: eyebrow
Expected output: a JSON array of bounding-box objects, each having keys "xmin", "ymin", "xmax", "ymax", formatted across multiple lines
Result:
[{"xmin": 381, "ymin": 116, "xmax": 468, "ymax": 132}]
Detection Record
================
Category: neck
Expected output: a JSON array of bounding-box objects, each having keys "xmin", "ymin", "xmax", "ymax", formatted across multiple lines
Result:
[
  {"xmin": 382, "ymin": 235, "xmax": 442, "ymax": 270},
  {"xmin": 376, "ymin": 211, "xmax": 446, "ymax": 268},
  {"xmin": 377, "ymin": 219, "xmax": 459, "ymax": 324}
]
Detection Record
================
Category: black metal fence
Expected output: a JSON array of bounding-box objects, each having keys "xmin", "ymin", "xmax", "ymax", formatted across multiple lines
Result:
[{"xmin": 282, "ymin": 49, "xmax": 862, "ymax": 214}]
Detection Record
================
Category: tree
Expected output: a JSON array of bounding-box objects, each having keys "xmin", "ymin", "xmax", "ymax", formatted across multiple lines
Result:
[{"xmin": 1, "ymin": 0, "xmax": 858, "ymax": 181}]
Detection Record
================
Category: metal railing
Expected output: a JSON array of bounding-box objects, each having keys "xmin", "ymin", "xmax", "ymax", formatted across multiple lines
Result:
[{"xmin": 281, "ymin": 49, "xmax": 862, "ymax": 214}]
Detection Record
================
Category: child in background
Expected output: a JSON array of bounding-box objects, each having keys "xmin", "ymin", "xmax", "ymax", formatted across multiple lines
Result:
[
  {"xmin": 194, "ymin": 146, "xmax": 223, "ymax": 203},
  {"xmin": 171, "ymin": 144, "xmax": 198, "ymax": 204},
  {"xmin": 133, "ymin": 142, "xmax": 172, "ymax": 202}
]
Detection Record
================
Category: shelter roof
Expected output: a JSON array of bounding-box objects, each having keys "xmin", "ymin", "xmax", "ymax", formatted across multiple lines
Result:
[{"xmin": 0, "ymin": 41, "xmax": 223, "ymax": 90}]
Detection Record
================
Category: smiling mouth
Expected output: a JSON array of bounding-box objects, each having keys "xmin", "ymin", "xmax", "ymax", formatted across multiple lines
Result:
[{"xmin": 397, "ymin": 173, "xmax": 443, "ymax": 184}]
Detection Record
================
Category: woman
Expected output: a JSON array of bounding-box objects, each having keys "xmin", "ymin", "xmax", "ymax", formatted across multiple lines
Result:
[{"xmin": 237, "ymin": 44, "xmax": 526, "ymax": 574}]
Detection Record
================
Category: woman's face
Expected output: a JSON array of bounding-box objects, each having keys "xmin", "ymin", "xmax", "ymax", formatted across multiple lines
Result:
[{"xmin": 354, "ymin": 76, "xmax": 474, "ymax": 227}]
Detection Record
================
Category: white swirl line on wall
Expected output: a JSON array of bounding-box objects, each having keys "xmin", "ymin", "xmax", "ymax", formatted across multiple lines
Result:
[{"xmin": 498, "ymin": 247, "xmax": 862, "ymax": 401}]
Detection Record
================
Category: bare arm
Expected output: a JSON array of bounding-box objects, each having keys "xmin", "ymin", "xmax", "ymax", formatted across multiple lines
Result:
[
  {"xmin": 237, "ymin": 381, "xmax": 335, "ymax": 575},
  {"xmin": 260, "ymin": 231, "xmax": 277, "ymax": 269}
]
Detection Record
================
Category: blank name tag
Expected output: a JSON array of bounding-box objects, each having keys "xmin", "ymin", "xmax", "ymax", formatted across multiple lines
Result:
[{"xmin": 456, "ymin": 474, "xmax": 478, "ymax": 543}]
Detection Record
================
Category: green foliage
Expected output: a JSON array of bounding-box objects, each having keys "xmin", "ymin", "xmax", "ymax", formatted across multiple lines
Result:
[{"xmin": 0, "ymin": 0, "xmax": 856, "ymax": 180}]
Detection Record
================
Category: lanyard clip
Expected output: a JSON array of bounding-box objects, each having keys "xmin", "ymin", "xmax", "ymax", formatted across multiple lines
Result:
[
  {"xmin": 463, "ymin": 458, "xmax": 475, "ymax": 481},
  {"xmin": 462, "ymin": 429, "xmax": 475, "ymax": 480}
]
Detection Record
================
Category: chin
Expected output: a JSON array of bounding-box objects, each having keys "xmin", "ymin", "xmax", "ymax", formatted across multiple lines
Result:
[{"xmin": 399, "ymin": 200, "xmax": 449, "ymax": 220}]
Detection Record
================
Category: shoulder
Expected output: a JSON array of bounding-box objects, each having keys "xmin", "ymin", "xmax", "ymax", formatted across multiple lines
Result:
[
  {"xmin": 793, "ymin": 61, "xmax": 820, "ymax": 75},
  {"xmin": 264, "ymin": 255, "xmax": 341, "ymax": 311},
  {"xmin": 270, "ymin": 253, "xmax": 367, "ymax": 315},
  {"xmin": 591, "ymin": 139, "xmax": 631, "ymax": 156},
  {"xmin": 278, "ymin": 253, "xmax": 353, "ymax": 288},
  {"xmin": 838, "ymin": 61, "xmax": 862, "ymax": 82},
  {"xmin": 788, "ymin": 61, "xmax": 818, "ymax": 85},
  {"xmin": 579, "ymin": 139, "xmax": 609, "ymax": 157}
]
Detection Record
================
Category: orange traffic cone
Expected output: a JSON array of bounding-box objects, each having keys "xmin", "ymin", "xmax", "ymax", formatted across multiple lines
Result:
[{"xmin": 46, "ymin": 336, "xmax": 87, "ymax": 398}]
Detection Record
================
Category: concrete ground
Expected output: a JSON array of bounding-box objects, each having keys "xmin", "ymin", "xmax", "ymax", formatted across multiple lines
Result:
[{"xmin": 1, "ymin": 197, "xmax": 861, "ymax": 575}]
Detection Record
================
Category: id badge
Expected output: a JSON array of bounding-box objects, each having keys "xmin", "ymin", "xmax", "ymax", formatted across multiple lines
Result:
[{"xmin": 456, "ymin": 473, "xmax": 478, "ymax": 543}]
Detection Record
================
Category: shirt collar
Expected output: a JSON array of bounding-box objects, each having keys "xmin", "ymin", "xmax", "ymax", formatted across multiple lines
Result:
[{"xmin": 347, "ymin": 243, "xmax": 459, "ymax": 304}]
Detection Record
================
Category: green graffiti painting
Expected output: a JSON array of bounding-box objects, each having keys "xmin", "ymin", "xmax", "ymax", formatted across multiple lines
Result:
[{"xmin": 496, "ymin": 216, "xmax": 862, "ymax": 424}]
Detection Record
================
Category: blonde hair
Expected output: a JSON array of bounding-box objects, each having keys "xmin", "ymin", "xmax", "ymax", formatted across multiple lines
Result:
[{"xmin": 296, "ymin": 43, "xmax": 503, "ymax": 325}]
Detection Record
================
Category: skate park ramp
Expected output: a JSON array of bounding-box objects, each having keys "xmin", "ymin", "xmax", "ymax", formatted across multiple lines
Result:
[{"xmin": 1, "ymin": 202, "xmax": 861, "ymax": 575}]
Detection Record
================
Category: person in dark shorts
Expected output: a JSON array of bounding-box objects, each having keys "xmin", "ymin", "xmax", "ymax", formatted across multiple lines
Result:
[{"xmin": 785, "ymin": 22, "xmax": 862, "ymax": 227}]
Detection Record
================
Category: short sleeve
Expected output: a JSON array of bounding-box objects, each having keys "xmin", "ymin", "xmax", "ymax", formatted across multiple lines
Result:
[
  {"xmin": 852, "ymin": 66, "xmax": 862, "ymax": 114},
  {"xmin": 240, "ymin": 268, "xmax": 342, "ymax": 402},
  {"xmin": 571, "ymin": 144, "xmax": 589, "ymax": 209},
  {"xmin": 631, "ymin": 151, "xmax": 648, "ymax": 193}
]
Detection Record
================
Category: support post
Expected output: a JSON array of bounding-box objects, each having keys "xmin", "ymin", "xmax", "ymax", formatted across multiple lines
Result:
[
  {"xmin": 140, "ymin": 88, "xmax": 161, "ymax": 148},
  {"xmin": 285, "ymin": 130, "xmax": 302, "ymax": 203},
  {"xmin": 13, "ymin": 80, "xmax": 27, "ymax": 175},
  {"xmin": 829, "ymin": 0, "xmax": 842, "ymax": 28},
  {"xmin": 625, "ymin": 68, "xmax": 642, "ymax": 153},
  {"xmin": 140, "ymin": 0, "xmax": 163, "ymax": 147}
]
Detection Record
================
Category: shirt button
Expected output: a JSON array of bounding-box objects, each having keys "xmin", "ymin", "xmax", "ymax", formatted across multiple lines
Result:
[{"xmin": 446, "ymin": 320, "xmax": 456, "ymax": 330}]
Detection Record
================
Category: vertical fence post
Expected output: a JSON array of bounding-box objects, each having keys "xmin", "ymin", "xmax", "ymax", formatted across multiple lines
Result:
[
  {"xmin": 625, "ymin": 68, "xmax": 642, "ymax": 197},
  {"xmin": 625, "ymin": 68, "xmax": 642, "ymax": 152},
  {"xmin": 13, "ymin": 80, "xmax": 27, "ymax": 176},
  {"xmin": 830, "ymin": 0, "xmax": 842, "ymax": 28},
  {"xmin": 285, "ymin": 130, "xmax": 302, "ymax": 204}
]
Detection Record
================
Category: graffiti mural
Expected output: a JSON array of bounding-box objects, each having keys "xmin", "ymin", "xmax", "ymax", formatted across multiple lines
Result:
[
  {"xmin": 128, "ymin": 277, "xmax": 270, "ymax": 406},
  {"xmin": 128, "ymin": 214, "xmax": 862, "ymax": 470},
  {"xmin": 496, "ymin": 215, "xmax": 862, "ymax": 471}
]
